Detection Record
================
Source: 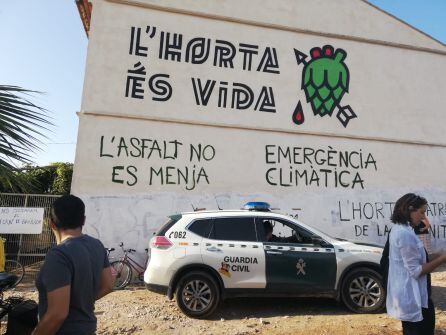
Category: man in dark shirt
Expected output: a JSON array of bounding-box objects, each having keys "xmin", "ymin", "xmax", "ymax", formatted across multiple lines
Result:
[
  {"xmin": 33, "ymin": 195, "xmax": 114, "ymax": 335},
  {"xmin": 263, "ymin": 220, "xmax": 299, "ymax": 243}
]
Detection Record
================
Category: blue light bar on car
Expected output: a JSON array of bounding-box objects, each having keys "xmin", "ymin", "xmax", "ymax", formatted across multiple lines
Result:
[{"xmin": 243, "ymin": 202, "xmax": 271, "ymax": 211}]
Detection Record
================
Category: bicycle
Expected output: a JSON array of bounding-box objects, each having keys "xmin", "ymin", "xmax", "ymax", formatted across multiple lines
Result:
[
  {"xmin": 105, "ymin": 247, "xmax": 115, "ymax": 258},
  {"xmin": 1, "ymin": 237, "xmax": 25, "ymax": 289},
  {"xmin": 0, "ymin": 272, "xmax": 38, "ymax": 332},
  {"xmin": 2, "ymin": 259, "xmax": 25, "ymax": 289},
  {"xmin": 110, "ymin": 242, "xmax": 149, "ymax": 290},
  {"xmin": 0, "ymin": 272, "xmax": 23, "ymax": 320}
]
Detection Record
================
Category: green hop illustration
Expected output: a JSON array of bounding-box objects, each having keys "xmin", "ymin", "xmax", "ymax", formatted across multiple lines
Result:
[{"xmin": 302, "ymin": 45, "xmax": 349, "ymax": 117}]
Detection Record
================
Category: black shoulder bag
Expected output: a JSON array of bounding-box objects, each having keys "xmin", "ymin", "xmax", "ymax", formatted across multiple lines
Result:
[{"xmin": 380, "ymin": 231, "xmax": 391, "ymax": 290}]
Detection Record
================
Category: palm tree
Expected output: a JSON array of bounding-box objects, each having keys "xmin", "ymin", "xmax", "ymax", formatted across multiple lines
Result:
[{"xmin": 0, "ymin": 85, "xmax": 53, "ymax": 192}]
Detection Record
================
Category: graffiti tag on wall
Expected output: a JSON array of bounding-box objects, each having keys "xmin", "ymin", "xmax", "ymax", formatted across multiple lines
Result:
[
  {"xmin": 124, "ymin": 26, "xmax": 357, "ymax": 128},
  {"xmin": 265, "ymin": 145, "xmax": 377, "ymax": 189},
  {"xmin": 99, "ymin": 135, "xmax": 215, "ymax": 190},
  {"xmin": 338, "ymin": 200, "xmax": 446, "ymax": 239}
]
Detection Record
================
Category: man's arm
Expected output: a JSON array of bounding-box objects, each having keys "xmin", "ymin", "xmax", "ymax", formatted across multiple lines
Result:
[
  {"xmin": 32, "ymin": 285, "xmax": 70, "ymax": 335},
  {"xmin": 96, "ymin": 266, "xmax": 114, "ymax": 300}
]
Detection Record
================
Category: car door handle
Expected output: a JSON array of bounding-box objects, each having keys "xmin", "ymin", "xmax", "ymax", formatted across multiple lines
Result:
[
  {"xmin": 266, "ymin": 251, "xmax": 282, "ymax": 255},
  {"xmin": 206, "ymin": 246, "xmax": 222, "ymax": 253}
]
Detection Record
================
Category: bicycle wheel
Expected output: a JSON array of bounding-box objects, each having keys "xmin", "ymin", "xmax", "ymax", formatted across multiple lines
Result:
[
  {"xmin": 110, "ymin": 261, "xmax": 132, "ymax": 289},
  {"xmin": 4, "ymin": 259, "xmax": 25, "ymax": 288}
]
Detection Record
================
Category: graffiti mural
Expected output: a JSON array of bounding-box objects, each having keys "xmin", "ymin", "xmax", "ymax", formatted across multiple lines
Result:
[
  {"xmin": 293, "ymin": 45, "xmax": 357, "ymax": 127},
  {"xmin": 74, "ymin": 3, "xmax": 446, "ymax": 253}
]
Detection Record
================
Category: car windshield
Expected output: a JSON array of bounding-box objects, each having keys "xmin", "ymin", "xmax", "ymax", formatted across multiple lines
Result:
[{"xmin": 286, "ymin": 216, "xmax": 338, "ymax": 241}]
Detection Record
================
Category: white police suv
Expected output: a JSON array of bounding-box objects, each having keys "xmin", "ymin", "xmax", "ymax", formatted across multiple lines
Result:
[{"xmin": 144, "ymin": 202, "xmax": 385, "ymax": 318}]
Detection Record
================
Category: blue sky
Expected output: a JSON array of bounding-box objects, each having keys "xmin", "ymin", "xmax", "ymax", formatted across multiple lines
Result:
[
  {"xmin": 368, "ymin": 0, "xmax": 446, "ymax": 45},
  {"xmin": 0, "ymin": 1, "xmax": 87, "ymax": 166},
  {"xmin": 0, "ymin": 0, "xmax": 444, "ymax": 166}
]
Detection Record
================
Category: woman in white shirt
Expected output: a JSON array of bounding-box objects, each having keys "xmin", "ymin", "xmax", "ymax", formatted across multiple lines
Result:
[{"xmin": 387, "ymin": 193, "xmax": 446, "ymax": 335}]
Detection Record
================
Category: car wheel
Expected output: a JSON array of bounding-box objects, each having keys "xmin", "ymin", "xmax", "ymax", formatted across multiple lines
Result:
[
  {"xmin": 110, "ymin": 261, "xmax": 132, "ymax": 289},
  {"xmin": 175, "ymin": 271, "xmax": 220, "ymax": 318},
  {"xmin": 341, "ymin": 267, "xmax": 385, "ymax": 313}
]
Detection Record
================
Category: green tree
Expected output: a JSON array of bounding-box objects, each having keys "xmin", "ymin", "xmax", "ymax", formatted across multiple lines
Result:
[
  {"xmin": 0, "ymin": 85, "xmax": 53, "ymax": 192},
  {"xmin": 0, "ymin": 163, "xmax": 73, "ymax": 195},
  {"xmin": 51, "ymin": 162, "xmax": 73, "ymax": 195}
]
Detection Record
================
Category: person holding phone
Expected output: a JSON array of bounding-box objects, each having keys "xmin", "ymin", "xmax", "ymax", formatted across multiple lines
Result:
[
  {"xmin": 387, "ymin": 193, "xmax": 446, "ymax": 335},
  {"xmin": 414, "ymin": 217, "xmax": 432, "ymax": 255}
]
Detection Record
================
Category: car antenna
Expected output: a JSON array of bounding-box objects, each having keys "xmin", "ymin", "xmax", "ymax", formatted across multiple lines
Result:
[
  {"xmin": 191, "ymin": 203, "xmax": 206, "ymax": 211},
  {"xmin": 214, "ymin": 195, "xmax": 222, "ymax": 210}
]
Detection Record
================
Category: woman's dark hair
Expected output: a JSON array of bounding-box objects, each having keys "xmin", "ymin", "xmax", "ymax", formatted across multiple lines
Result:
[
  {"xmin": 391, "ymin": 193, "xmax": 427, "ymax": 225},
  {"xmin": 50, "ymin": 195, "xmax": 85, "ymax": 229}
]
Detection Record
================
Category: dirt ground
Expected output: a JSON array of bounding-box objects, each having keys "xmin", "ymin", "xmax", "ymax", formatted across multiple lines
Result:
[{"xmin": 4, "ymin": 270, "xmax": 446, "ymax": 335}]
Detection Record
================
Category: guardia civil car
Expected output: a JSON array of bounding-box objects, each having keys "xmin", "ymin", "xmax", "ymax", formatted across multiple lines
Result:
[{"xmin": 144, "ymin": 202, "xmax": 385, "ymax": 318}]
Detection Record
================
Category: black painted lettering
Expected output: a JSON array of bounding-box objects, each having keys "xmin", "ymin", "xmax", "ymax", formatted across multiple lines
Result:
[
  {"xmin": 254, "ymin": 86, "xmax": 276, "ymax": 113},
  {"xmin": 349, "ymin": 151, "xmax": 360, "ymax": 169},
  {"xmin": 130, "ymin": 138, "xmax": 142, "ymax": 158},
  {"xmin": 165, "ymin": 166, "xmax": 176, "ymax": 184},
  {"xmin": 352, "ymin": 202, "xmax": 362, "ymax": 220},
  {"xmin": 266, "ymin": 168, "xmax": 277, "ymax": 186},
  {"xmin": 265, "ymin": 145, "xmax": 276, "ymax": 164},
  {"xmin": 202, "ymin": 145, "xmax": 215, "ymax": 161},
  {"xmin": 191, "ymin": 78, "xmax": 216, "ymax": 106},
  {"xmin": 214, "ymin": 40, "xmax": 236, "ymax": 68},
  {"xmin": 231, "ymin": 82, "xmax": 254, "ymax": 109},
  {"xmin": 303, "ymin": 147, "xmax": 315, "ymax": 164},
  {"xmin": 112, "ymin": 166, "xmax": 124, "ymax": 184},
  {"xmin": 351, "ymin": 172, "xmax": 364, "ymax": 189},
  {"xmin": 185, "ymin": 37, "xmax": 210, "ymax": 64},
  {"xmin": 338, "ymin": 170, "xmax": 350, "ymax": 188},
  {"xmin": 439, "ymin": 203, "xmax": 445, "ymax": 216},
  {"xmin": 100, "ymin": 136, "xmax": 114, "ymax": 158},
  {"xmin": 293, "ymin": 147, "xmax": 303, "ymax": 164},
  {"xmin": 278, "ymin": 146, "xmax": 291, "ymax": 164},
  {"xmin": 239, "ymin": 43, "xmax": 258, "ymax": 71},
  {"xmin": 117, "ymin": 137, "xmax": 129, "ymax": 157},
  {"xmin": 339, "ymin": 201, "xmax": 350, "ymax": 222},
  {"xmin": 363, "ymin": 203, "xmax": 374, "ymax": 220},
  {"xmin": 365, "ymin": 153, "xmax": 378, "ymax": 171},
  {"xmin": 375, "ymin": 202, "xmax": 384, "ymax": 219},
  {"xmin": 149, "ymin": 167, "xmax": 163, "ymax": 185},
  {"xmin": 149, "ymin": 74, "xmax": 172, "ymax": 101},
  {"xmin": 126, "ymin": 166, "xmax": 138, "ymax": 186}
]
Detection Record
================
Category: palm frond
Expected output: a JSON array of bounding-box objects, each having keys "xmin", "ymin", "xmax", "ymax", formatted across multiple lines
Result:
[{"xmin": 0, "ymin": 85, "xmax": 53, "ymax": 190}]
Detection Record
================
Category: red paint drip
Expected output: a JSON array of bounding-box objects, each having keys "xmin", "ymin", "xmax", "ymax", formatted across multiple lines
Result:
[
  {"xmin": 296, "ymin": 112, "xmax": 302, "ymax": 121},
  {"xmin": 292, "ymin": 101, "xmax": 305, "ymax": 125}
]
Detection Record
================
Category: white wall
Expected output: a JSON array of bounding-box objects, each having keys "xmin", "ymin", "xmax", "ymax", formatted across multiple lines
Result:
[
  {"xmin": 73, "ymin": 0, "xmax": 446, "ymax": 251},
  {"xmin": 101, "ymin": 0, "xmax": 446, "ymax": 50},
  {"xmin": 83, "ymin": 0, "xmax": 446, "ymax": 144}
]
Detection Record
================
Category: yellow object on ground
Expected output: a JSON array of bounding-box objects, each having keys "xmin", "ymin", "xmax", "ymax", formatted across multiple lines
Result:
[{"xmin": 0, "ymin": 238, "xmax": 5, "ymax": 272}]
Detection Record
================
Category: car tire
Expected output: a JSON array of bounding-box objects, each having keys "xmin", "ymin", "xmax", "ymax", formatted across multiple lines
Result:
[
  {"xmin": 175, "ymin": 271, "xmax": 220, "ymax": 318},
  {"xmin": 341, "ymin": 267, "xmax": 385, "ymax": 313}
]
